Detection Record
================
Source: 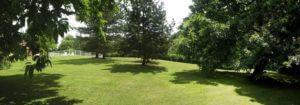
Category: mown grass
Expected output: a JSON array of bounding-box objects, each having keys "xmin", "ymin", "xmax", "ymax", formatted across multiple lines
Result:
[{"xmin": 0, "ymin": 56, "xmax": 300, "ymax": 105}]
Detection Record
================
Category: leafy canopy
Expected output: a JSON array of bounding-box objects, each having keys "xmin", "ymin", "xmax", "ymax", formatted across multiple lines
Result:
[{"xmin": 173, "ymin": 0, "xmax": 300, "ymax": 76}]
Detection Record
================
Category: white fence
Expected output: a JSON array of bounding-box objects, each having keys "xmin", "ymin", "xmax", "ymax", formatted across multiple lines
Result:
[{"xmin": 49, "ymin": 50, "xmax": 95, "ymax": 57}]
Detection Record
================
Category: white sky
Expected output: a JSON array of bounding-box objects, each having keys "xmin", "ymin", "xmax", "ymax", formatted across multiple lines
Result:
[
  {"xmin": 61, "ymin": 0, "xmax": 193, "ymax": 43},
  {"xmin": 163, "ymin": 0, "xmax": 193, "ymax": 32}
]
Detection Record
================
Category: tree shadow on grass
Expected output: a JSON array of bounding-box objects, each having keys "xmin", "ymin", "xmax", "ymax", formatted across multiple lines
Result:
[
  {"xmin": 170, "ymin": 70, "xmax": 219, "ymax": 86},
  {"xmin": 129, "ymin": 60, "xmax": 160, "ymax": 65},
  {"xmin": 30, "ymin": 96, "xmax": 83, "ymax": 105},
  {"xmin": 103, "ymin": 64, "xmax": 167, "ymax": 75},
  {"xmin": 57, "ymin": 58, "xmax": 115, "ymax": 65},
  {"xmin": 170, "ymin": 70, "xmax": 300, "ymax": 105},
  {"xmin": 0, "ymin": 74, "xmax": 82, "ymax": 105}
]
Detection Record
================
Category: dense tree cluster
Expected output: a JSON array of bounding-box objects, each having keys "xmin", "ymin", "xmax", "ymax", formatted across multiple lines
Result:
[{"xmin": 170, "ymin": 0, "xmax": 300, "ymax": 77}]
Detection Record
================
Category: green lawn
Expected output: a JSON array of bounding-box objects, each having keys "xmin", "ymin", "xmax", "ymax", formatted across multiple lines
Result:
[{"xmin": 0, "ymin": 56, "xmax": 300, "ymax": 105}]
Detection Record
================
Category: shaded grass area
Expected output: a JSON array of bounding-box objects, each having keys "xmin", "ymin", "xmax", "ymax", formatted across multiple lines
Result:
[
  {"xmin": 171, "ymin": 70, "xmax": 300, "ymax": 105},
  {"xmin": 57, "ymin": 58, "xmax": 115, "ymax": 65},
  {"xmin": 0, "ymin": 56, "xmax": 299, "ymax": 105},
  {"xmin": 0, "ymin": 74, "xmax": 82, "ymax": 105},
  {"xmin": 104, "ymin": 64, "xmax": 167, "ymax": 74}
]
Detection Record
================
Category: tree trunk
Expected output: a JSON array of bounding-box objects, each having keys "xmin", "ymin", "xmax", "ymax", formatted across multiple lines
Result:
[
  {"xmin": 46, "ymin": 51, "xmax": 49, "ymax": 59},
  {"xmin": 142, "ymin": 57, "xmax": 147, "ymax": 66},
  {"xmin": 251, "ymin": 57, "xmax": 269, "ymax": 78},
  {"xmin": 95, "ymin": 52, "xmax": 99, "ymax": 59},
  {"xmin": 102, "ymin": 52, "xmax": 106, "ymax": 59},
  {"xmin": 142, "ymin": 54, "xmax": 148, "ymax": 66}
]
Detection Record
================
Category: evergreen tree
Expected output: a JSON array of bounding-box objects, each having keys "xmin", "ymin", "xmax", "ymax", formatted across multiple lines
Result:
[
  {"xmin": 125, "ymin": 0, "xmax": 171, "ymax": 66},
  {"xmin": 78, "ymin": 0, "xmax": 119, "ymax": 59}
]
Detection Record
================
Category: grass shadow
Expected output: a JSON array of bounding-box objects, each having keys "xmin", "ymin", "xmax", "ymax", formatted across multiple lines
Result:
[
  {"xmin": 104, "ymin": 64, "xmax": 167, "ymax": 75},
  {"xmin": 170, "ymin": 70, "xmax": 218, "ymax": 86},
  {"xmin": 57, "ymin": 58, "xmax": 115, "ymax": 65},
  {"xmin": 170, "ymin": 70, "xmax": 300, "ymax": 105},
  {"xmin": 0, "ymin": 74, "xmax": 82, "ymax": 105},
  {"xmin": 129, "ymin": 60, "xmax": 160, "ymax": 65},
  {"xmin": 30, "ymin": 96, "xmax": 83, "ymax": 105}
]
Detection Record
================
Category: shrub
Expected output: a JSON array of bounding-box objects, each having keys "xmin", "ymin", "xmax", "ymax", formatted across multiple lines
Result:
[{"xmin": 0, "ymin": 57, "xmax": 11, "ymax": 70}]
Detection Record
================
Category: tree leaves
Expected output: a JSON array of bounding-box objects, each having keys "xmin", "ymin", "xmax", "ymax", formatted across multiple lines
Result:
[
  {"xmin": 24, "ymin": 62, "xmax": 35, "ymax": 79},
  {"xmin": 24, "ymin": 52, "xmax": 52, "ymax": 79}
]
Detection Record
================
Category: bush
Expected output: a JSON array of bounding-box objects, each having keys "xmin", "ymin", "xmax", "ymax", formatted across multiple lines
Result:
[
  {"xmin": 107, "ymin": 52, "xmax": 122, "ymax": 57},
  {"xmin": 0, "ymin": 57, "xmax": 11, "ymax": 70},
  {"xmin": 278, "ymin": 63, "xmax": 300, "ymax": 76},
  {"xmin": 166, "ymin": 54, "xmax": 185, "ymax": 62}
]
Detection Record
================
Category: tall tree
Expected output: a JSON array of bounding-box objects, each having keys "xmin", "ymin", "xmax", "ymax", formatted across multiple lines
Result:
[
  {"xmin": 125, "ymin": 0, "xmax": 171, "ymax": 66},
  {"xmin": 78, "ymin": 0, "xmax": 119, "ymax": 59}
]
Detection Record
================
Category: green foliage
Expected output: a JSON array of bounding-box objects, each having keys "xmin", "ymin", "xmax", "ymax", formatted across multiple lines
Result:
[
  {"xmin": 125, "ymin": 0, "xmax": 172, "ymax": 65},
  {"xmin": 0, "ymin": 57, "xmax": 11, "ymax": 70},
  {"xmin": 172, "ymin": 0, "xmax": 300, "ymax": 76},
  {"xmin": 173, "ymin": 14, "xmax": 239, "ymax": 73},
  {"xmin": 24, "ymin": 62, "xmax": 35, "ymax": 79},
  {"xmin": 78, "ymin": 0, "xmax": 119, "ymax": 59},
  {"xmin": 59, "ymin": 36, "xmax": 76, "ymax": 50},
  {"xmin": 167, "ymin": 34, "xmax": 193, "ymax": 63},
  {"xmin": 24, "ymin": 51, "xmax": 52, "ymax": 79},
  {"xmin": 33, "ymin": 54, "xmax": 52, "ymax": 72}
]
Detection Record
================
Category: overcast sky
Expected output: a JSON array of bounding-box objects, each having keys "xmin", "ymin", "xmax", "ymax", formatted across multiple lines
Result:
[
  {"xmin": 62, "ymin": 0, "xmax": 193, "ymax": 43},
  {"xmin": 163, "ymin": 0, "xmax": 193, "ymax": 32}
]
